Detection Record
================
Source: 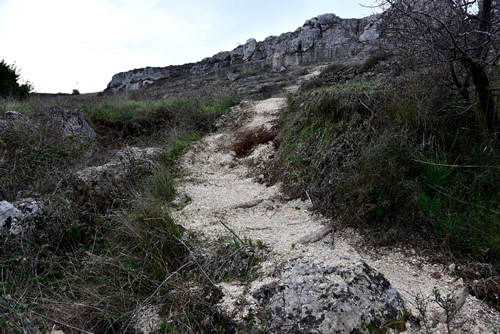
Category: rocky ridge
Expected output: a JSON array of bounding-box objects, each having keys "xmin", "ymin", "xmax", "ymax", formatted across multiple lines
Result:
[{"xmin": 106, "ymin": 13, "xmax": 381, "ymax": 93}]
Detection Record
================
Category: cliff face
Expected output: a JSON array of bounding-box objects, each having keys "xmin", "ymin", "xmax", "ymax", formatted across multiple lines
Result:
[{"xmin": 106, "ymin": 13, "xmax": 381, "ymax": 93}]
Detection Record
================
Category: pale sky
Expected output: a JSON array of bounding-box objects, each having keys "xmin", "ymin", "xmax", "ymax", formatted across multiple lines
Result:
[{"xmin": 0, "ymin": 1, "xmax": 377, "ymax": 93}]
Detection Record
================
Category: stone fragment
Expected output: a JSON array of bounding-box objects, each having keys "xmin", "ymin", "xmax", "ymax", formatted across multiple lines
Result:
[
  {"xmin": 0, "ymin": 198, "xmax": 43, "ymax": 235},
  {"xmin": 0, "ymin": 201, "xmax": 21, "ymax": 229}
]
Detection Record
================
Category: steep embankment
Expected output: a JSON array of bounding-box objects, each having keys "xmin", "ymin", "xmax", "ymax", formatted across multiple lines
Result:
[{"xmin": 172, "ymin": 93, "xmax": 500, "ymax": 332}]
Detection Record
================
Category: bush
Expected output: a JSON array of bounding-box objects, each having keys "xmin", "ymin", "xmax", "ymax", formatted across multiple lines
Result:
[
  {"xmin": 274, "ymin": 68, "xmax": 500, "ymax": 271},
  {"xmin": 0, "ymin": 60, "xmax": 32, "ymax": 99}
]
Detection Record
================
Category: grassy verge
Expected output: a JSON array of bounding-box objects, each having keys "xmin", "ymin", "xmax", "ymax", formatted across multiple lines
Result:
[
  {"xmin": 274, "ymin": 70, "xmax": 500, "ymax": 306},
  {"xmin": 1, "ymin": 88, "xmax": 253, "ymax": 332}
]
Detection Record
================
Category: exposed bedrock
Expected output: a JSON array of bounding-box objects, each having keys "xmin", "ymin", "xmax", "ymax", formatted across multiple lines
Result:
[{"xmin": 106, "ymin": 13, "xmax": 382, "ymax": 92}]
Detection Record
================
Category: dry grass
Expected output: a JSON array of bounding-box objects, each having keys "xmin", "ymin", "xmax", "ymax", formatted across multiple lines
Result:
[
  {"xmin": 0, "ymin": 88, "xmax": 249, "ymax": 333},
  {"xmin": 273, "ymin": 69, "xmax": 500, "ymax": 310},
  {"xmin": 231, "ymin": 126, "xmax": 279, "ymax": 158}
]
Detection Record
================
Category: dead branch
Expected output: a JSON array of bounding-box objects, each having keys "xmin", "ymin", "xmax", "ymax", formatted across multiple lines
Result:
[{"xmin": 297, "ymin": 225, "xmax": 333, "ymax": 244}]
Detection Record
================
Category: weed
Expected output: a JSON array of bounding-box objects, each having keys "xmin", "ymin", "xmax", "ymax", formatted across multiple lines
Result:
[{"xmin": 423, "ymin": 161, "xmax": 454, "ymax": 188}]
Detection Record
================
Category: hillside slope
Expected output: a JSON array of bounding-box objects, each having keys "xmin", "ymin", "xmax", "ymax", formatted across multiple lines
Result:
[{"xmin": 171, "ymin": 86, "xmax": 500, "ymax": 332}]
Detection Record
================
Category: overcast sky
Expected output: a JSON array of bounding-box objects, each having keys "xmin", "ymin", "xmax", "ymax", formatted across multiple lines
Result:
[{"xmin": 0, "ymin": 1, "xmax": 377, "ymax": 94}]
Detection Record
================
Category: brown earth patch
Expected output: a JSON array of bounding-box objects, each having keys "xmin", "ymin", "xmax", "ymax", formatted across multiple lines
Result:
[{"xmin": 231, "ymin": 126, "xmax": 279, "ymax": 158}]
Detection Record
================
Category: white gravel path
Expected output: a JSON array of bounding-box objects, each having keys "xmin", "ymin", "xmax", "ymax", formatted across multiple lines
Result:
[{"xmin": 173, "ymin": 97, "xmax": 500, "ymax": 333}]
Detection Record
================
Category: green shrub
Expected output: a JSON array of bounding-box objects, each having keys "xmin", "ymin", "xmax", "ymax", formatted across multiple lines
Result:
[
  {"xmin": 152, "ymin": 132, "xmax": 201, "ymax": 201},
  {"xmin": 274, "ymin": 69, "xmax": 500, "ymax": 270},
  {"xmin": 0, "ymin": 120, "xmax": 85, "ymax": 200}
]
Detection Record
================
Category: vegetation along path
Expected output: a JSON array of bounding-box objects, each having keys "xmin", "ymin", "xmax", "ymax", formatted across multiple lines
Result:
[{"xmin": 172, "ymin": 96, "xmax": 500, "ymax": 333}]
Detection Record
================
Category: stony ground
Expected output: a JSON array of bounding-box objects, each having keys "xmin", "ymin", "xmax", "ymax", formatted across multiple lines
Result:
[{"xmin": 172, "ymin": 95, "xmax": 500, "ymax": 333}]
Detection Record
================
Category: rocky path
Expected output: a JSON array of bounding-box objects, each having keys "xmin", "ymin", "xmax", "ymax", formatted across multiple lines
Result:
[{"xmin": 173, "ymin": 97, "xmax": 500, "ymax": 333}]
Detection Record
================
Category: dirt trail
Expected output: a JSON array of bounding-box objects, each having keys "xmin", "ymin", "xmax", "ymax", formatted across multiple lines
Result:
[{"xmin": 173, "ymin": 97, "xmax": 500, "ymax": 333}]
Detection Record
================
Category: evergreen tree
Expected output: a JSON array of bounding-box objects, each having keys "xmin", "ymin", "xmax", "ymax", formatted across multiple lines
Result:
[{"xmin": 0, "ymin": 60, "xmax": 32, "ymax": 99}]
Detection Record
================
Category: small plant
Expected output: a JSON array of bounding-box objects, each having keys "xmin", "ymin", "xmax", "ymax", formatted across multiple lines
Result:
[
  {"xmin": 257, "ymin": 240, "xmax": 264, "ymax": 249},
  {"xmin": 291, "ymin": 243, "xmax": 296, "ymax": 250},
  {"xmin": 233, "ymin": 236, "xmax": 241, "ymax": 249},
  {"xmin": 151, "ymin": 165, "xmax": 176, "ymax": 201},
  {"xmin": 402, "ymin": 287, "xmax": 468, "ymax": 334},
  {"xmin": 367, "ymin": 309, "xmax": 416, "ymax": 333}
]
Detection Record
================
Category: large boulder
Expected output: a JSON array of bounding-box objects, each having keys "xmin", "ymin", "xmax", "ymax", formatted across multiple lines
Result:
[
  {"xmin": 0, "ymin": 108, "xmax": 28, "ymax": 135},
  {"xmin": 243, "ymin": 38, "xmax": 258, "ymax": 61},
  {"xmin": 76, "ymin": 146, "xmax": 162, "ymax": 198},
  {"xmin": 33, "ymin": 107, "xmax": 98, "ymax": 156},
  {"xmin": 359, "ymin": 16, "xmax": 381, "ymax": 42},
  {"xmin": 254, "ymin": 257, "xmax": 404, "ymax": 333}
]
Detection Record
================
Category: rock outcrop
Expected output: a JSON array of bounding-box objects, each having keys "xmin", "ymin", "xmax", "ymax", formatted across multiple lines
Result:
[
  {"xmin": 33, "ymin": 107, "xmax": 98, "ymax": 156},
  {"xmin": 254, "ymin": 257, "xmax": 404, "ymax": 333},
  {"xmin": 106, "ymin": 13, "xmax": 381, "ymax": 93},
  {"xmin": 0, "ymin": 108, "xmax": 28, "ymax": 135},
  {"xmin": 76, "ymin": 146, "xmax": 162, "ymax": 198}
]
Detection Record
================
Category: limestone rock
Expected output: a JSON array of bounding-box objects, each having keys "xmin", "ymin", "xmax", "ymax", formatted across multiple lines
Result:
[
  {"xmin": 257, "ymin": 257, "xmax": 404, "ymax": 333},
  {"xmin": 0, "ymin": 108, "xmax": 28, "ymax": 135},
  {"xmin": 0, "ymin": 201, "xmax": 21, "ymax": 230},
  {"xmin": 359, "ymin": 16, "xmax": 381, "ymax": 42},
  {"xmin": 33, "ymin": 107, "xmax": 98, "ymax": 156},
  {"xmin": 0, "ymin": 108, "xmax": 27, "ymax": 123},
  {"xmin": 105, "ymin": 12, "xmax": 382, "ymax": 92},
  {"xmin": 243, "ymin": 38, "xmax": 257, "ymax": 61},
  {"xmin": 228, "ymin": 72, "xmax": 240, "ymax": 81},
  {"xmin": 317, "ymin": 13, "xmax": 341, "ymax": 27},
  {"xmin": 107, "ymin": 66, "xmax": 172, "ymax": 92},
  {"xmin": 76, "ymin": 146, "xmax": 162, "ymax": 198},
  {"xmin": 0, "ymin": 198, "xmax": 43, "ymax": 235}
]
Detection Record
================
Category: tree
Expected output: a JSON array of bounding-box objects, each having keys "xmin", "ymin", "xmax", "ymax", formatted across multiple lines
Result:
[
  {"xmin": 377, "ymin": 0, "xmax": 500, "ymax": 135},
  {"xmin": 0, "ymin": 60, "xmax": 32, "ymax": 99}
]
